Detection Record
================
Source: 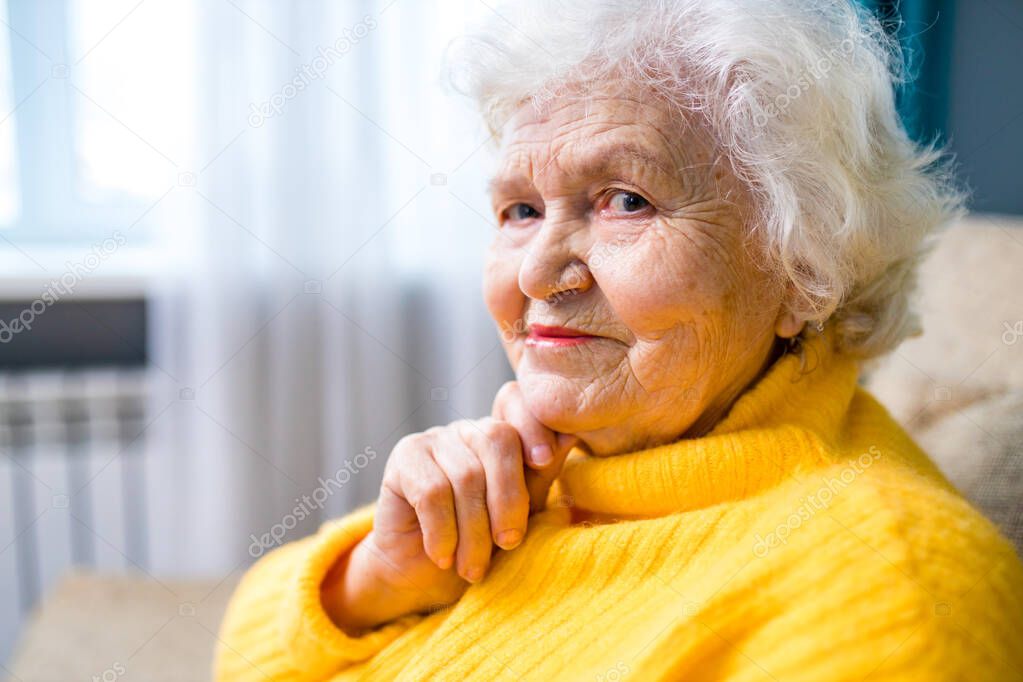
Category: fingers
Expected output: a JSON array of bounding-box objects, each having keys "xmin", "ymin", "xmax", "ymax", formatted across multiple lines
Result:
[
  {"xmin": 524, "ymin": 431, "xmax": 579, "ymax": 512},
  {"xmin": 382, "ymin": 436, "xmax": 457, "ymax": 569},
  {"xmin": 459, "ymin": 418, "xmax": 529, "ymax": 550},
  {"xmin": 379, "ymin": 384, "xmax": 578, "ymax": 586},
  {"xmin": 492, "ymin": 381, "xmax": 557, "ymax": 470},
  {"xmin": 430, "ymin": 426, "xmax": 496, "ymax": 582},
  {"xmin": 493, "ymin": 381, "xmax": 579, "ymax": 511}
]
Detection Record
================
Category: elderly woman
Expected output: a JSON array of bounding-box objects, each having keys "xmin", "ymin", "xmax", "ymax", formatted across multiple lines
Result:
[{"xmin": 215, "ymin": 1, "xmax": 1023, "ymax": 679}]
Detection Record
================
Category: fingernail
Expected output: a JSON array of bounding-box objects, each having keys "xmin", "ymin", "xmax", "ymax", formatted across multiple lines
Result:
[
  {"xmin": 437, "ymin": 555, "xmax": 453, "ymax": 570},
  {"xmin": 530, "ymin": 444, "xmax": 553, "ymax": 466},
  {"xmin": 496, "ymin": 529, "xmax": 522, "ymax": 549},
  {"xmin": 465, "ymin": 566, "xmax": 485, "ymax": 583}
]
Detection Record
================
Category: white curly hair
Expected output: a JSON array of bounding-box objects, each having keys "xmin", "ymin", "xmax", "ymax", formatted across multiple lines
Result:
[{"xmin": 446, "ymin": 0, "xmax": 966, "ymax": 358}]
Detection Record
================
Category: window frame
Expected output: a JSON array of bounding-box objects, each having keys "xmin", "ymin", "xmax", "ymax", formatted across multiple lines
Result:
[{"xmin": 2, "ymin": 0, "xmax": 156, "ymax": 248}]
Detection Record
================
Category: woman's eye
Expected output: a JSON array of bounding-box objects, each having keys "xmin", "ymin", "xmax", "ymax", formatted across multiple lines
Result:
[
  {"xmin": 607, "ymin": 191, "xmax": 649, "ymax": 213},
  {"xmin": 504, "ymin": 203, "xmax": 541, "ymax": 222}
]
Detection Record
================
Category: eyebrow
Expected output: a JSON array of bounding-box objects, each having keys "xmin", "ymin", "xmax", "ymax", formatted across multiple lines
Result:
[{"xmin": 487, "ymin": 143, "xmax": 679, "ymax": 197}]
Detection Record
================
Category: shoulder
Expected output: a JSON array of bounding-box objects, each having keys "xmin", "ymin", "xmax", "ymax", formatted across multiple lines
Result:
[
  {"xmin": 772, "ymin": 427, "xmax": 1021, "ymax": 582},
  {"xmin": 818, "ymin": 384, "xmax": 1017, "ymax": 583},
  {"xmin": 742, "ymin": 458, "xmax": 1023, "ymax": 678}
]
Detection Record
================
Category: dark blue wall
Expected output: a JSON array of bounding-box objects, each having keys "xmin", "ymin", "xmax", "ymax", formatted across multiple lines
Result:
[{"xmin": 947, "ymin": 0, "xmax": 1023, "ymax": 215}]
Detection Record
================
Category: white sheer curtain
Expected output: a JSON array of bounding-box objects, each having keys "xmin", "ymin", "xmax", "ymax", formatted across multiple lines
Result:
[{"xmin": 145, "ymin": 0, "xmax": 510, "ymax": 577}]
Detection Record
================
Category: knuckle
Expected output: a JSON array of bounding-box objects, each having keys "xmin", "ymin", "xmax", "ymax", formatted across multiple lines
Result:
[
  {"xmin": 405, "ymin": 486, "xmax": 427, "ymax": 511},
  {"xmin": 380, "ymin": 467, "xmax": 400, "ymax": 493},
  {"xmin": 425, "ymin": 424, "xmax": 446, "ymax": 437},
  {"xmin": 455, "ymin": 418, "xmax": 506, "ymax": 451},
  {"xmin": 457, "ymin": 488, "xmax": 489, "ymax": 520},
  {"xmin": 397, "ymin": 431, "xmax": 423, "ymax": 448},
  {"xmin": 406, "ymin": 475, "xmax": 444, "ymax": 510},
  {"xmin": 448, "ymin": 463, "xmax": 483, "ymax": 492},
  {"xmin": 451, "ymin": 419, "xmax": 474, "ymax": 434},
  {"xmin": 416, "ymin": 481, "xmax": 447, "ymax": 509},
  {"xmin": 483, "ymin": 419, "xmax": 519, "ymax": 451},
  {"xmin": 394, "ymin": 432, "xmax": 429, "ymax": 458},
  {"xmin": 476, "ymin": 416, "xmax": 501, "ymax": 434}
]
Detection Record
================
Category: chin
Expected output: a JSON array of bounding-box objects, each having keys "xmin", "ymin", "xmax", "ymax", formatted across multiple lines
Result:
[{"xmin": 516, "ymin": 371, "xmax": 601, "ymax": 434}]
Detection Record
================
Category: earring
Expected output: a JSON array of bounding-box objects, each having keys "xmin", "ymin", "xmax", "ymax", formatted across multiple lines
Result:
[{"xmin": 814, "ymin": 320, "xmax": 825, "ymax": 332}]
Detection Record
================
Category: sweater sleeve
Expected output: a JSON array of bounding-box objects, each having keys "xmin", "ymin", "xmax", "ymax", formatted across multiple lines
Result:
[{"xmin": 213, "ymin": 504, "xmax": 423, "ymax": 681}]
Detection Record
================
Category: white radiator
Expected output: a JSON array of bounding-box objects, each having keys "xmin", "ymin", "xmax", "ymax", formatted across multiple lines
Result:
[{"xmin": 0, "ymin": 368, "xmax": 150, "ymax": 662}]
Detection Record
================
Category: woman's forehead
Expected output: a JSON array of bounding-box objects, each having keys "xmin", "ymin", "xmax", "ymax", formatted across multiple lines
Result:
[
  {"xmin": 491, "ymin": 136, "xmax": 678, "ymax": 189},
  {"xmin": 501, "ymin": 92, "xmax": 680, "ymax": 141},
  {"xmin": 490, "ymin": 97, "xmax": 704, "ymax": 189}
]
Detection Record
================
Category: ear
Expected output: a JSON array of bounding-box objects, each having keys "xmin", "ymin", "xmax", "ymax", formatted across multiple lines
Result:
[
  {"xmin": 774, "ymin": 307, "xmax": 805, "ymax": 339},
  {"xmin": 774, "ymin": 283, "xmax": 807, "ymax": 339}
]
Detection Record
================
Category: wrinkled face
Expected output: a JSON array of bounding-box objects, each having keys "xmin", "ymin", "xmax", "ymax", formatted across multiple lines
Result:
[{"xmin": 484, "ymin": 93, "xmax": 798, "ymax": 456}]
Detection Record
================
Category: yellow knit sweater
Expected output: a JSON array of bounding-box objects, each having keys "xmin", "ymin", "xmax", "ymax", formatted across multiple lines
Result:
[{"xmin": 214, "ymin": 334, "xmax": 1023, "ymax": 681}]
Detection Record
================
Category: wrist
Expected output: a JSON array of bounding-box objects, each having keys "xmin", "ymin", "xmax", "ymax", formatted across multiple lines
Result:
[{"xmin": 321, "ymin": 534, "xmax": 423, "ymax": 633}]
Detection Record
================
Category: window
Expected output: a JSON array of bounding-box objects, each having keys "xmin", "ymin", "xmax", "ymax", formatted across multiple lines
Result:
[
  {"xmin": 0, "ymin": 0, "xmax": 194, "ymax": 251},
  {"xmin": 0, "ymin": 0, "xmax": 19, "ymax": 225}
]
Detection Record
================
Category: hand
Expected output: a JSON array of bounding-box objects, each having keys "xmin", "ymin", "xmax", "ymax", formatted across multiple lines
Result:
[
  {"xmin": 491, "ymin": 381, "xmax": 580, "ymax": 514},
  {"xmin": 322, "ymin": 381, "xmax": 576, "ymax": 632}
]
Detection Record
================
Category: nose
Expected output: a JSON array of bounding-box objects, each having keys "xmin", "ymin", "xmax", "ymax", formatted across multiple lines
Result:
[{"xmin": 517, "ymin": 212, "xmax": 594, "ymax": 302}]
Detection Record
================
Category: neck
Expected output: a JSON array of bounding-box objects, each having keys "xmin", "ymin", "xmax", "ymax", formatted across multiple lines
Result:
[{"xmin": 682, "ymin": 335, "xmax": 789, "ymax": 439}]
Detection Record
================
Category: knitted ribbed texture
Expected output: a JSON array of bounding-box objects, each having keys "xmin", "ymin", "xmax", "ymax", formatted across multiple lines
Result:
[{"xmin": 215, "ymin": 333, "xmax": 1023, "ymax": 681}]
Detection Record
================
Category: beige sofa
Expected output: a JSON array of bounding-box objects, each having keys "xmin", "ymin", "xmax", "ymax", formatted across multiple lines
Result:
[
  {"xmin": 865, "ymin": 213, "xmax": 1023, "ymax": 552},
  {"xmin": 5, "ymin": 570, "xmax": 238, "ymax": 682},
  {"xmin": 6, "ymin": 214, "xmax": 1022, "ymax": 681}
]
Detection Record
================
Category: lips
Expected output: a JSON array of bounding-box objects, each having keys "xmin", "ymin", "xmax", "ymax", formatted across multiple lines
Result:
[{"xmin": 525, "ymin": 324, "xmax": 598, "ymax": 348}]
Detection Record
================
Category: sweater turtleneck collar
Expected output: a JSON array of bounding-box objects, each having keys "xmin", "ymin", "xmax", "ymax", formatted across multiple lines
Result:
[{"xmin": 552, "ymin": 329, "xmax": 861, "ymax": 519}]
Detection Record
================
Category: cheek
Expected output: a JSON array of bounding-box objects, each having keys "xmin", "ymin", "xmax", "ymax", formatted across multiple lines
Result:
[
  {"xmin": 592, "ymin": 224, "xmax": 780, "ymax": 376},
  {"xmin": 483, "ymin": 242, "xmax": 526, "ymax": 335},
  {"xmin": 593, "ymin": 233, "xmax": 727, "ymax": 338}
]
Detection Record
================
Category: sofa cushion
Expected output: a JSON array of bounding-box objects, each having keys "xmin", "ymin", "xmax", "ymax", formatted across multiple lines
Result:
[{"xmin": 866, "ymin": 214, "xmax": 1023, "ymax": 554}]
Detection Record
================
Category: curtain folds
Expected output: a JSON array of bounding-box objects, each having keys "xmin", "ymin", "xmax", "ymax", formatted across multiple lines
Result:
[{"xmin": 145, "ymin": 0, "xmax": 509, "ymax": 576}]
